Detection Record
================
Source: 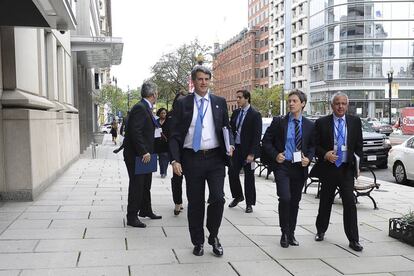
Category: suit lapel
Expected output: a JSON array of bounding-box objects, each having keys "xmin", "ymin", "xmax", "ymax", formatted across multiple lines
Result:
[
  {"xmin": 328, "ymin": 114, "xmax": 334, "ymax": 147},
  {"xmin": 210, "ymin": 94, "xmax": 220, "ymax": 124},
  {"xmin": 281, "ymin": 114, "xmax": 289, "ymax": 145},
  {"xmin": 346, "ymin": 114, "xmax": 352, "ymax": 146},
  {"xmin": 184, "ymin": 94, "xmax": 195, "ymax": 130}
]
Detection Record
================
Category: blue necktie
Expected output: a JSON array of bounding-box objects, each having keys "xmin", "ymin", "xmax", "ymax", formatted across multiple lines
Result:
[
  {"xmin": 236, "ymin": 109, "xmax": 244, "ymax": 131},
  {"xmin": 335, "ymin": 118, "xmax": 344, "ymax": 167},
  {"xmin": 192, "ymin": 98, "xmax": 205, "ymax": 152}
]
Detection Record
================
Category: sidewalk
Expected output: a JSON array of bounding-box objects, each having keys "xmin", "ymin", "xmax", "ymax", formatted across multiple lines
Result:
[{"xmin": 0, "ymin": 134, "xmax": 413, "ymax": 275}]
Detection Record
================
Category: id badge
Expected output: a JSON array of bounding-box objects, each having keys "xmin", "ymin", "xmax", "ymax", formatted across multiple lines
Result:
[
  {"xmin": 293, "ymin": 151, "xmax": 302, "ymax": 163},
  {"xmin": 154, "ymin": 128, "xmax": 162, "ymax": 138},
  {"xmin": 250, "ymin": 161, "xmax": 256, "ymax": 170},
  {"xmin": 341, "ymin": 145, "xmax": 347, "ymax": 151}
]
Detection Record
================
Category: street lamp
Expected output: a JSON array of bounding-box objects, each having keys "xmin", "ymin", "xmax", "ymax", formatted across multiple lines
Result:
[
  {"xmin": 387, "ymin": 68, "xmax": 394, "ymax": 125},
  {"xmin": 268, "ymin": 101, "xmax": 273, "ymax": 118}
]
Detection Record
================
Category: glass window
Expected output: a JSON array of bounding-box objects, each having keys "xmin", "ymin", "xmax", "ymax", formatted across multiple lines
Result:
[
  {"xmin": 347, "ymin": 23, "xmax": 364, "ymax": 38},
  {"xmin": 348, "ymin": 4, "xmax": 364, "ymax": 20}
]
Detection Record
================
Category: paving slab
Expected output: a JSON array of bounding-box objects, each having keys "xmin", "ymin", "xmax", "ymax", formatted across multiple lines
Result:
[
  {"xmin": 0, "ymin": 252, "xmax": 77, "ymax": 269},
  {"xmin": 0, "ymin": 229, "xmax": 84, "ymax": 240},
  {"xmin": 78, "ymin": 249, "xmax": 176, "ymax": 267},
  {"xmin": 277, "ymin": 259, "xmax": 343, "ymax": 276},
  {"xmin": 35, "ymin": 238, "xmax": 126, "ymax": 252},
  {"xmin": 231, "ymin": 260, "xmax": 291, "ymax": 276},
  {"xmin": 20, "ymin": 266, "xmax": 129, "ymax": 276},
  {"xmin": 130, "ymin": 263, "xmax": 236, "ymax": 276},
  {"xmin": 323, "ymin": 256, "xmax": 414, "ymax": 274},
  {"xmin": 0, "ymin": 240, "xmax": 38, "ymax": 253}
]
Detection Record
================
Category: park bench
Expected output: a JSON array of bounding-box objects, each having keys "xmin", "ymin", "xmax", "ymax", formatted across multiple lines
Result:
[{"xmin": 304, "ymin": 165, "xmax": 381, "ymax": 209}]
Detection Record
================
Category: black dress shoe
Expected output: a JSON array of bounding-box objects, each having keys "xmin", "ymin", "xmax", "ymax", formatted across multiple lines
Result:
[
  {"xmin": 288, "ymin": 235, "xmax": 299, "ymax": 246},
  {"xmin": 349, "ymin": 241, "xmax": 363, "ymax": 252},
  {"xmin": 139, "ymin": 212, "xmax": 162, "ymax": 219},
  {"xmin": 208, "ymin": 237, "xmax": 223, "ymax": 256},
  {"xmin": 245, "ymin": 205, "xmax": 253, "ymax": 213},
  {"xmin": 193, "ymin": 244, "xmax": 204, "ymax": 256},
  {"xmin": 126, "ymin": 217, "xmax": 146, "ymax": 228},
  {"xmin": 315, "ymin": 232, "xmax": 325, "ymax": 241},
  {"xmin": 228, "ymin": 197, "xmax": 244, "ymax": 208},
  {"xmin": 280, "ymin": 233, "xmax": 289, "ymax": 248}
]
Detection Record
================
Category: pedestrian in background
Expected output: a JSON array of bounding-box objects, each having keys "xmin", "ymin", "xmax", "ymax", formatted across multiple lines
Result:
[
  {"xmin": 262, "ymin": 89, "xmax": 315, "ymax": 248},
  {"xmin": 168, "ymin": 92, "xmax": 186, "ymax": 215},
  {"xmin": 110, "ymin": 121, "xmax": 118, "ymax": 145},
  {"xmin": 155, "ymin": 107, "xmax": 169, "ymax": 178},
  {"xmin": 169, "ymin": 65, "xmax": 234, "ymax": 257},
  {"xmin": 313, "ymin": 92, "xmax": 364, "ymax": 252},
  {"xmin": 123, "ymin": 81, "xmax": 162, "ymax": 228},
  {"xmin": 228, "ymin": 89, "xmax": 262, "ymax": 213}
]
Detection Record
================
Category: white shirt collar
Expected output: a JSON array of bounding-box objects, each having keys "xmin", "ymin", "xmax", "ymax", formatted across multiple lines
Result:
[
  {"xmin": 143, "ymin": 98, "xmax": 152, "ymax": 109},
  {"xmin": 194, "ymin": 90, "xmax": 210, "ymax": 102},
  {"xmin": 333, "ymin": 114, "xmax": 346, "ymax": 123}
]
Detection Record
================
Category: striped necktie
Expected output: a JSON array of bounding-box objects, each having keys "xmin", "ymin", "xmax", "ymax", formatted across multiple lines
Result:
[{"xmin": 294, "ymin": 119, "xmax": 302, "ymax": 151}]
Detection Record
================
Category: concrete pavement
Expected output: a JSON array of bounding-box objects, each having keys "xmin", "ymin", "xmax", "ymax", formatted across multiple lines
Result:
[{"xmin": 0, "ymin": 134, "xmax": 413, "ymax": 275}]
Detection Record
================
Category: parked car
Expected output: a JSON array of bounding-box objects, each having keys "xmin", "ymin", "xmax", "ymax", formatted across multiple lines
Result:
[
  {"xmin": 100, "ymin": 123, "xmax": 112, "ymax": 134},
  {"xmin": 366, "ymin": 120, "xmax": 393, "ymax": 136},
  {"xmin": 388, "ymin": 136, "xmax": 414, "ymax": 184}
]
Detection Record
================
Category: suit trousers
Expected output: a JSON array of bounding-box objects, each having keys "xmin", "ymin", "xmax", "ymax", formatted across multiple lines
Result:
[
  {"xmin": 125, "ymin": 160, "xmax": 153, "ymax": 217},
  {"xmin": 228, "ymin": 145, "xmax": 256, "ymax": 205},
  {"xmin": 274, "ymin": 161, "xmax": 305, "ymax": 234},
  {"xmin": 171, "ymin": 173, "xmax": 183, "ymax": 205},
  {"xmin": 316, "ymin": 163, "xmax": 359, "ymax": 242},
  {"xmin": 182, "ymin": 148, "xmax": 225, "ymax": 246}
]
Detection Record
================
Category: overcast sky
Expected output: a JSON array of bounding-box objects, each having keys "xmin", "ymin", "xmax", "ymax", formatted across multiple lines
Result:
[{"xmin": 111, "ymin": 1, "xmax": 247, "ymax": 91}]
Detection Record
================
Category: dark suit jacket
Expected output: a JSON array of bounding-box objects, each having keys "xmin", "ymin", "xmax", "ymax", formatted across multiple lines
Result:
[
  {"xmin": 262, "ymin": 114, "xmax": 315, "ymax": 176},
  {"xmin": 230, "ymin": 106, "xmax": 262, "ymax": 158},
  {"xmin": 313, "ymin": 114, "xmax": 363, "ymax": 178},
  {"xmin": 123, "ymin": 99, "xmax": 156, "ymax": 163},
  {"xmin": 169, "ymin": 93, "xmax": 233, "ymax": 164}
]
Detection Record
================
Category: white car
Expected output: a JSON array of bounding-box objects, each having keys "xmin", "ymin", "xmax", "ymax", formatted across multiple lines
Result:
[
  {"xmin": 100, "ymin": 123, "xmax": 112, "ymax": 134},
  {"xmin": 388, "ymin": 136, "xmax": 414, "ymax": 184}
]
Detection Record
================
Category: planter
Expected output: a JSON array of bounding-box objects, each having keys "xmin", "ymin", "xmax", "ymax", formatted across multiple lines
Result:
[
  {"xmin": 93, "ymin": 133, "xmax": 104, "ymax": 144},
  {"xmin": 389, "ymin": 218, "xmax": 414, "ymax": 246}
]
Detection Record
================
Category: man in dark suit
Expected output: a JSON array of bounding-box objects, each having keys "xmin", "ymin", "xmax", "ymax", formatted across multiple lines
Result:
[
  {"xmin": 169, "ymin": 65, "xmax": 233, "ymax": 257},
  {"xmin": 262, "ymin": 89, "xmax": 315, "ymax": 248},
  {"xmin": 123, "ymin": 81, "xmax": 162, "ymax": 228},
  {"xmin": 313, "ymin": 91, "xmax": 364, "ymax": 252},
  {"xmin": 228, "ymin": 90, "xmax": 262, "ymax": 213}
]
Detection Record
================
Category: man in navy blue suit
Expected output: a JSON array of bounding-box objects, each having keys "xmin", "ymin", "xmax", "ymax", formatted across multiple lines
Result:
[
  {"xmin": 262, "ymin": 89, "xmax": 315, "ymax": 248},
  {"xmin": 169, "ymin": 65, "xmax": 234, "ymax": 257}
]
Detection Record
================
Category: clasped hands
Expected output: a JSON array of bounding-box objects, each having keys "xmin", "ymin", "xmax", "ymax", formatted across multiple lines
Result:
[{"xmin": 276, "ymin": 152, "xmax": 310, "ymax": 167}]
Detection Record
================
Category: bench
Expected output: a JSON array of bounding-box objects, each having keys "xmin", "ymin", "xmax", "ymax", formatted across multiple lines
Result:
[
  {"xmin": 255, "ymin": 158, "xmax": 272, "ymax": 179},
  {"xmin": 304, "ymin": 166, "xmax": 381, "ymax": 209}
]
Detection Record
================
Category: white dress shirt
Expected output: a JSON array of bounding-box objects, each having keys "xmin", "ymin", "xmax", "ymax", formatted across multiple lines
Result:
[{"xmin": 184, "ymin": 91, "xmax": 220, "ymax": 150}]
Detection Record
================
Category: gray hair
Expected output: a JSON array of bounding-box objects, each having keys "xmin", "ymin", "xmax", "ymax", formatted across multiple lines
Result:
[
  {"xmin": 191, "ymin": 65, "xmax": 212, "ymax": 81},
  {"xmin": 330, "ymin": 91, "xmax": 349, "ymax": 105},
  {"xmin": 141, "ymin": 81, "xmax": 158, "ymax": 98}
]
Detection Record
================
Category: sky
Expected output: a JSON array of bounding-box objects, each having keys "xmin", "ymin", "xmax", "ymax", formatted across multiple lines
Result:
[{"xmin": 111, "ymin": 1, "xmax": 247, "ymax": 91}]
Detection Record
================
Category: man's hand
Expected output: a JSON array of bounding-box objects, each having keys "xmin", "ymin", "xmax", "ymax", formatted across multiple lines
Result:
[
  {"xmin": 301, "ymin": 154, "xmax": 310, "ymax": 167},
  {"xmin": 142, "ymin": 153, "xmax": 151, "ymax": 163},
  {"xmin": 246, "ymin": 154, "xmax": 255, "ymax": 163},
  {"xmin": 276, "ymin": 152, "xmax": 286, "ymax": 163},
  {"xmin": 172, "ymin": 162, "xmax": 183, "ymax": 176},
  {"xmin": 228, "ymin": 146, "xmax": 234, "ymax": 157},
  {"xmin": 324, "ymin": 150, "xmax": 338, "ymax": 164}
]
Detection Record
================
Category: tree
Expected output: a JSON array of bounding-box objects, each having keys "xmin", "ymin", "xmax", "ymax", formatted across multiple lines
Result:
[
  {"xmin": 96, "ymin": 84, "xmax": 128, "ymax": 116},
  {"xmin": 150, "ymin": 39, "xmax": 211, "ymax": 109},
  {"xmin": 251, "ymin": 85, "xmax": 284, "ymax": 117}
]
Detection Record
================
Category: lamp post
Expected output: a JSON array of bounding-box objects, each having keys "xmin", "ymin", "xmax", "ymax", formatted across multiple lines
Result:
[
  {"xmin": 387, "ymin": 69, "xmax": 393, "ymax": 125},
  {"xmin": 268, "ymin": 101, "xmax": 273, "ymax": 118}
]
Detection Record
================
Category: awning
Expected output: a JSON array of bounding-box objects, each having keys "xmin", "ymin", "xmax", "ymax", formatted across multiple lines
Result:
[
  {"xmin": 71, "ymin": 35, "xmax": 123, "ymax": 68},
  {"xmin": 0, "ymin": 0, "xmax": 76, "ymax": 31}
]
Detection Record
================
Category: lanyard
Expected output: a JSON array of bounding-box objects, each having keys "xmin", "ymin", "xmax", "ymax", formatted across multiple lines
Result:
[
  {"xmin": 334, "ymin": 119, "xmax": 346, "ymax": 142},
  {"xmin": 236, "ymin": 109, "xmax": 246, "ymax": 132},
  {"xmin": 195, "ymin": 97, "xmax": 208, "ymax": 126}
]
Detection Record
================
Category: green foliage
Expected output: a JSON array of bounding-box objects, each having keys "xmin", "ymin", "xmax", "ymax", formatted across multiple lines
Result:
[
  {"xmin": 96, "ymin": 85, "xmax": 142, "ymax": 116},
  {"xmin": 150, "ymin": 39, "xmax": 211, "ymax": 109},
  {"xmin": 251, "ymin": 85, "xmax": 284, "ymax": 117},
  {"xmin": 402, "ymin": 210, "xmax": 414, "ymax": 224}
]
